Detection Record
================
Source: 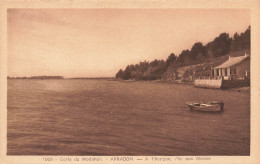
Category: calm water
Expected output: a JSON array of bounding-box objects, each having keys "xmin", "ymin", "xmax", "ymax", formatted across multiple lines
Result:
[{"xmin": 7, "ymin": 79, "xmax": 250, "ymax": 155}]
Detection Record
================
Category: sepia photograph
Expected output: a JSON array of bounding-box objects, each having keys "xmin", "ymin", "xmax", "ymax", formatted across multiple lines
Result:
[{"xmin": 6, "ymin": 8, "xmax": 252, "ymax": 156}]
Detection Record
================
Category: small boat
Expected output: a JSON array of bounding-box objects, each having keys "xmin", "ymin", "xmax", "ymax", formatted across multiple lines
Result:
[{"xmin": 186, "ymin": 101, "xmax": 224, "ymax": 112}]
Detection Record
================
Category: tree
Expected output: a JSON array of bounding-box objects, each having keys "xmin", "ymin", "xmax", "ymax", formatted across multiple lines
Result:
[
  {"xmin": 195, "ymin": 53, "xmax": 205, "ymax": 62},
  {"xmin": 122, "ymin": 65, "xmax": 132, "ymax": 80},
  {"xmin": 230, "ymin": 32, "xmax": 240, "ymax": 51},
  {"xmin": 230, "ymin": 26, "xmax": 250, "ymax": 51},
  {"xmin": 205, "ymin": 42, "xmax": 214, "ymax": 58},
  {"xmin": 139, "ymin": 61, "xmax": 150, "ymax": 72},
  {"xmin": 115, "ymin": 69, "xmax": 123, "ymax": 79},
  {"xmin": 241, "ymin": 26, "xmax": 250, "ymax": 49},
  {"xmin": 150, "ymin": 59, "xmax": 159, "ymax": 67},
  {"xmin": 176, "ymin": 50, "xmax": 192, "ymax": 66},
  {"xmin": 166, "ymin": 53, "xmax": 177, "ymax": 67},
  {"xmin": 190, "ymin": 42, "xmax": 206, "ymax": 60},
  {"xmin": 210, "ymin": 33, "xmax": 231, "ymax": 57}
]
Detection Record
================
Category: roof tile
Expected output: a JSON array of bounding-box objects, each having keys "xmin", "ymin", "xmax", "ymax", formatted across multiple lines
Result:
[{"xmin": 214, "ymin": 55, "xmax": 249, "ymax": 69}]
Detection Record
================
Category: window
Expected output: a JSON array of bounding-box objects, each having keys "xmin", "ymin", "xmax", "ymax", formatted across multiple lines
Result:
[
  {"xmin": 212, "ymin": 70, "xmax": 214, "ymax": 76},
  {"xmin": 216, "ymin": 69, "xmax": 219, "ymax": 76},
  {"xmin": 233, "ymin": 69, "xmax": 236, "ymax": 75},
  {"xmin": 225, "ymin": 68, "xmax": 227, "ymax": 76}
]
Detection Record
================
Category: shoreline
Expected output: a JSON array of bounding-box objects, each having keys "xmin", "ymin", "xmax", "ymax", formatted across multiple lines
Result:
[
  {"xmin": 8, "ymin": 78, "xmax": 250, "ymax": 93},
  {"xmin": 115, "ymin": 79, "xmax": 250, "ymax": 93}
]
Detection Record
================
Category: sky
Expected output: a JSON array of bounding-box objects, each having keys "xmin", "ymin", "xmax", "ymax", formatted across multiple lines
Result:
[{"xmin": 7, "ymin": 9, "xmax": 250, "ymax": 78}]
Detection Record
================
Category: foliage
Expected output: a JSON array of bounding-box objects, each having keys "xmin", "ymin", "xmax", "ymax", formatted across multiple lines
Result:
[{"xmin": 115, "ymin": 26, "xmax": 250, "ymax": 80}]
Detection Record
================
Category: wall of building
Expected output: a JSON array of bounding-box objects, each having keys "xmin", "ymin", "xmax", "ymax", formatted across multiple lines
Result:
[
  {"xmin": 231, "ymin": 58, "xmax": 250, "ymax": 79},
  {"xmin": 194, "ymin": 79, "xmax": 250, "ymax": 89},
  {"xmin": 227, "ymin": 68, "xmax": 231, "ymax": 76},
  {"xmin": 212, "ymin": 57, "xmax": 250, "ymax": 79},
  {"xmin": 222, "ymin": 79, "xmax": 250, "ymax": 89},
  {"xmin": 221, "ymin": 69, "xmax": 225, "ymax": 76},
  {"xmin": 194, "ymin": 79, "xmax": 222, "ymax": 89}
]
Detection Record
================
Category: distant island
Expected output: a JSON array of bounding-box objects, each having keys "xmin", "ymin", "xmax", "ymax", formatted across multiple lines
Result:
[
  {"xmin": 8, "ymin": 76, "xmax": 64, "ymax": 79},
  {"xmin": 7, "ymin": 76, "xmax": 116, "ymax": 80}
]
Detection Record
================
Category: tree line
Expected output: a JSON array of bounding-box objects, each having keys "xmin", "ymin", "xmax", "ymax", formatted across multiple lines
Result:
[{"xmin": 115, "ymin": 26, "xmax": 250, "ymax": 80}]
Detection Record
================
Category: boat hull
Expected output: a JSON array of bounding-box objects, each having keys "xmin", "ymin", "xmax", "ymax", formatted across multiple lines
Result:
[{"xmin": 187, "ymin": 102, "xmax": 224, "ymax": 112}]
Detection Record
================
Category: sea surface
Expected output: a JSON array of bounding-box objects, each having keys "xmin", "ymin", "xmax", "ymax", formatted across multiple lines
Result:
[{"xmin": 7, "ymin": 79, "xmax": 250, "ymax": 155}]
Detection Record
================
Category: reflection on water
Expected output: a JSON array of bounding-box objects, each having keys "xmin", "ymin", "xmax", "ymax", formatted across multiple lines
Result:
[{"xmin": 7, "ymin": 79, "xmax": 250, "ymax": 155}]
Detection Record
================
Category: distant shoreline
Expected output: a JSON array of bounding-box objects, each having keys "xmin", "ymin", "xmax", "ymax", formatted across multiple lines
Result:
[
  {"xmin": 7, "ymin": 78, "xmax": 116, "ymax": 81},
  {"xmin": 7, "ymin": 76, "xmax": 64, "ymax": 79},
  {"xmin": 115, "ymin": 79, "xmax": 250, "ymax": 93},
  {"xmin": 7, "ymin": 76, "xmax": 115, "ymax": 80},
  {"xmin": 68, "ymin": 77, "xmax": 115, "ymax": 80}
]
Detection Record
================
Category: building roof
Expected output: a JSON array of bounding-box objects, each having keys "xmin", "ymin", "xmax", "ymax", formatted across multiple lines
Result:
[{"xmin": 214, "ymin": 54, "xmax": 249, "ymax": 69}]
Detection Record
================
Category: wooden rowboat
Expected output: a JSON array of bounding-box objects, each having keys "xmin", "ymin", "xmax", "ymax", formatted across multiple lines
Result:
[{"xmin": 186, "ymin": 101, "xmax": 224, "ymax": 112}]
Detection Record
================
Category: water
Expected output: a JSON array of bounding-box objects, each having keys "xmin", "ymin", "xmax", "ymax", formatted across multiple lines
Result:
[{"xmin": 7, "ymin": 79, "xmax": 250, "ymax": 155}]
